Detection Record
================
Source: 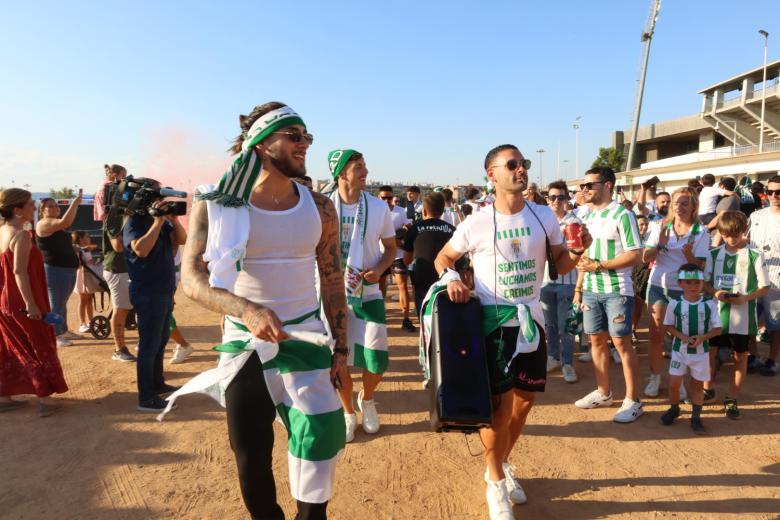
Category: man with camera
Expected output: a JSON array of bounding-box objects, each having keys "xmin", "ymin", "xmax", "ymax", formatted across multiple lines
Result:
[
  {"xmin": 435, "ymin": 144, "xmax": 589, "ymax": 520},
  {"xmin": 122, "ymin": 181, "xmax": 187, "ymax": 412}
]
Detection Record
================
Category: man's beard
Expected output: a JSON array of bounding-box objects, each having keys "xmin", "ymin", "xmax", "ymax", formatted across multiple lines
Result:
[
  {"xmin": 268, "ymin": 154, "xmax": 306, "ymax": 179},
  {"xmin": 658, "ymin": 207, "xmax": 669, "ymax": 216}
]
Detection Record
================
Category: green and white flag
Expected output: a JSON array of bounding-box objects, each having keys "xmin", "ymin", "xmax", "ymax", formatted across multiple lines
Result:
[{"xmin": 158, "ymin": 315, "xmax": 344, "ymax": 503}]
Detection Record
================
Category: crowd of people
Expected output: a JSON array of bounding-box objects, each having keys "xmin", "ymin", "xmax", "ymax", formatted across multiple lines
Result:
[{"xmin": 1, "ymin": 100, "xmax": 779, "ymax": 520}]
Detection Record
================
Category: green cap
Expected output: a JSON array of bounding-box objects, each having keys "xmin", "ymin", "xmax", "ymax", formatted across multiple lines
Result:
[{"xmin": 328, "ymin": 149, "xmax": 360, "ymax": 180}]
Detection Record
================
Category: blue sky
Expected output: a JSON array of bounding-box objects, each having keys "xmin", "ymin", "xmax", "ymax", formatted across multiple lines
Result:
[{"xmin": 1, "ymin": 1, "xmax": 777, "ymax": 194}]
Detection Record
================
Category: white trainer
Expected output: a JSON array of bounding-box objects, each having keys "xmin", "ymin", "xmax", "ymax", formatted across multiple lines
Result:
[
  {"xmin": 575, "ymin": 389, "xmax": 614, "ymax": 409},
  {"xmin": 643, "ymin": 373, "xmax": 661, "ymax": 397},
  {"xmin": 56, "ymin": 336, "xmax": 73, "ymax": 348},
  {"xmin": 561, "ymin": 364, "xmax": 578, "ymax": 383},
  {"xmin": 485, "ymin": 479, "xmax": 515, "ymax": 520},
  {"xmin": 613, "ymin": 398, "xmax": 644, "ymax": 423},
  {"xmin": 610, "ymin": 347, "xmax": 622, "ymax": 365},
  {"xmin": 546, "ymin": 356, "xmax": 561, "ymax": 373},
  {"xmin": 344, "ymin": 413, "xmax": 358, "ymax": 443},
  {"xmin": 170, "ymin": 344, "xmax": 194, "ymax": 364},
  {"xmin": 357, "ymin": 390, "xmax": 380, "ymax": 434},
  {"xmin": 483, "ymin": 464, "xmax": 527, "ymax": 505},
  {"xmin": 578, "ymin": 351, "xmax": 592, "ymax": 362},
  {"xmin": 78, "ymin": 323, "xmax": 91, "ymax": 333}
]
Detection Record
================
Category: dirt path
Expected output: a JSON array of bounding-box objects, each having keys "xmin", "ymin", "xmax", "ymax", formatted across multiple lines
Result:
[{"xmin": 2, "ymin": 288, "xmax": 779, "ymax": 519}]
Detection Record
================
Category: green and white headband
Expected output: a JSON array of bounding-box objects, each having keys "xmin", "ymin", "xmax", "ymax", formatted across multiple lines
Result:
[
  {"xmin": 678, "ymin": 270, "xmax": 705, "ymax": 281},
  {"xmin": 328, "ymin": 149, "xmax": 360, "ymax": 180},
  {"xmin": 200, "ymin": 105, "xmax": 305, "ymax": 207}
]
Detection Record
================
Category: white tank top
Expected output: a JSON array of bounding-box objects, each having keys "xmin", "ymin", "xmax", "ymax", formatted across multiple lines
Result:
[{"xmin": 233, "ymin": 185, "xmax": 322, "ymax": 322}]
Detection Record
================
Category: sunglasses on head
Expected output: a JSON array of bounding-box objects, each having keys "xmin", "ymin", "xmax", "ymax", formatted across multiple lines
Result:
[
  {"xmin": 492, "ymin": 158, "xmax": 532, "ymax": 171},
  {"xmin": 579, "ymin": 181, "xmax": 604, "ymax": 191},
  {"xmin": 766, "ymin": 189, "xmax": 780, "ymax": 196},
  {"xmin": 272, "ymin": 131, "xmax": 314, "ymax": 145},
  {"xmin": 546, "ymin": 195, "xmax": 567, "ymax": 202}
]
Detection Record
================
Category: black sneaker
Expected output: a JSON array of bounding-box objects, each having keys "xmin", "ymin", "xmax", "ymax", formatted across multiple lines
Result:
[
  {"xmin": 724, "ymin": 398, "xmax": 741, "ymax": 420},
  {"xmin": 759, "ymin": 358, "xmax": 778, "ymax": 377},
  {"xmin": 690, "ymin": 417, "xmax": 707, "ymax": 435},
  {"xmin": 137, "ymin": 396, "xmax": 177, "ymax": 413},
  {"xmin": 747, "ymin": 355, "xmax": 762, "ymax": 374},
  {"xmin": 703, "ymin": 388, "xmax": 716, "ymax": 402},
  {"xmin": 660, "ymin": 406, "xmax": 680, "ymax": 426},
  {"xmin": 157, "ymin": 384, "xmax": 181, "ymax": 396},
  {"xmin": 112, "ymin": 347, "xmax": 137, "ymax": 362},
  {"xmin": 401, "ymin": 318, "xmax": 417, "ymax": 332}
]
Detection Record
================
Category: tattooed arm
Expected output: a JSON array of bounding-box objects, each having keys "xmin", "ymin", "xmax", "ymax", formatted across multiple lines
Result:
[
  {"xmin": 312, "ymin": 192, "xmax": 349, "ymax": 383},
  {"xmin": 181, "ymin": 198, "xmax": 288, "ymax": 343}
]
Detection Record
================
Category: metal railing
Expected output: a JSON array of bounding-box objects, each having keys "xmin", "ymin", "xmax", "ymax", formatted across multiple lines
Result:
[{"xmin": 733, "ymin": 139, "xmax": 780, "ymax": 155}]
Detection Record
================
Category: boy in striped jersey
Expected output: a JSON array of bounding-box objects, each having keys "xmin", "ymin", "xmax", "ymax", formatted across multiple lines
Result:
[
  {"xmin": 704, "ymin": 211, "xmax": 770, "ymax": 420},
  {"xmin": 574, "ymin": 167, "xmax": 644, "ymax": 423},
  {"xmin": 661, "ymin": 264, "xmax": 722, "ymax": 434}
]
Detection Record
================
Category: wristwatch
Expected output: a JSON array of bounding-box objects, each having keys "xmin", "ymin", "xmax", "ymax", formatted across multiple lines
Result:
[
  {"xmin": 333, "ymin": 347, "xmax": 349, "ymax": 356},
  {"xmin": 594, "ymin": 260, "xmax": 604, "ymax": 273},
  {"xmin": 569, "ymin": 248, "xmax": 585, "ymax": 256}
]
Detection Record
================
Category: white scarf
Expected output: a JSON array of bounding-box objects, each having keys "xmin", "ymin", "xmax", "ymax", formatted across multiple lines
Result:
[{"xmin": 330, "ymin": 190, "xmax": 368, "ymax": 308}]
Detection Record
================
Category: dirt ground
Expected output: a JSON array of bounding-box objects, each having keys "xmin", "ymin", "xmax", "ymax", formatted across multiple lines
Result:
[{"xmin": 2, "ymin": 286, "xmax": 779, "ymax": 520}]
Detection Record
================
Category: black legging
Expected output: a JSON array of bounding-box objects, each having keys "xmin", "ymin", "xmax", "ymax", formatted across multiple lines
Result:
[{"xmin": 225, "ymin": 352, "xmax": 328, "ymax": 520}]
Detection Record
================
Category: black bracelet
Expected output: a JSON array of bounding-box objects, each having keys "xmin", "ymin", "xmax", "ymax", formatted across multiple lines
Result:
[
  {"xmin": 569, "ymin": 248, "xmax": 585, "ymax": 256},
  {"xmin": 333, "ymin": 347, "xmax": 349, "ymax": 355}
]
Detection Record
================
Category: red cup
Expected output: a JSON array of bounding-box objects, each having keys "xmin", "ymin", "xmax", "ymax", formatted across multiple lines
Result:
[{"xmin": 564, "ymin": 222, "xmax": 583, "ymax": 250}]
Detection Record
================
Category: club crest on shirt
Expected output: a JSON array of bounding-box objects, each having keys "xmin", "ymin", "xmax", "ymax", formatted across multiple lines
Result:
[{"xmin": 511, "ymin": 239, "xmax": 521, "ymax": 257}]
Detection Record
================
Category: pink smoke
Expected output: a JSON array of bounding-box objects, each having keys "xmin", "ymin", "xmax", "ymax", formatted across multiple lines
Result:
[{"xmin": 137, "ymin": 125, "xmax": 230, "ymax": 229}]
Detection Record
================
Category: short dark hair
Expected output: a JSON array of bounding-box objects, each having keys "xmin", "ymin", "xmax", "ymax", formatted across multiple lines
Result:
[
  {"xmin": 230, "ymin": 101, "xmax": 288, "ymax": 154},
  {"xmin": 465, "ymin": 187, "xmax": 480, "ymax": 200},
  {"xmin": 547, "ymin": 180, "xmax": 568, "ymax": 193},
  {"xmin": 655, "ymin": 191, "xmax": 670, "ymax": 199},
  {"xmin": 719, "ymin": 176, "xmax": 736, "ymax": 191},
  {"xmin": 767, "ymin": 175, "xmax": 780, "ymax": 185},
  {"xmin": 406, "ymin": 186, "xmax": 420, "ymax": 194},
  {"xmin": 636, "ymin": 215, "xmax": 649, "ymax": 223},
  {"xmin": 441, "ymin": 188, "xmax": 453, "ymax": 202},
  {"xmin": 687, "ymin": 179, "xmax": 702, "ymax": 189},
  {"xmin": 701, "ymin": 173, "xmax": 716, "ymax": 186},
  {"xmin": 378, "ymin": 185, "xmax": 393, "ymax": 193},
  {"xmin": 423, "ymin": 192, "xmax": 445, "ymax": 217},
  {"xmin": 585, "ymin": 166, "xmax": 616, "ymax": 190},
  {"xmin": 484, "ymin": 144, "xmax": 519, "ymax": 170},
  {"xmin": 461, "ymin": 204, "xmax": 473, "ymax": 216}
]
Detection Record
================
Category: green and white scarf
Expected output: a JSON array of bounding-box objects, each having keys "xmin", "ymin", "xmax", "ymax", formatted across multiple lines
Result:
[
  {"xmin": 158, "ymin": 314, "xmax": 344, "ymax": 503},
  {"xmin": 200, "ymin": 105, "xmax": 304, "ymax": 207}
]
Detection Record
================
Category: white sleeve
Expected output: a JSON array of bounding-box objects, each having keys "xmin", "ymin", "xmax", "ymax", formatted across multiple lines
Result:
[
  {"xmin": 380, "ymin": 206, "xmax": 395, "ymax": 240},
  {"xmin": 704, "ymin": 251, "xmax": 714, "ymax": 283},
  {"xmin": 542, "ymin": 207, "xmax": 564, "ymax": 246},
  {"xmin": 754, "ymin": 249, "xmax": 770, "ymax": 289},
  {"xmin": 449, "ymin": 216, "xmax": 473, "ymax": 254},
  {"xmin": 662, "ymin": 301, "xmax": 677, "ymax": 327},
  {"xmin": 645, "ymin": 225, "xmax": 660, "ymax": 248},
  {"xmin": 692, "ymin": 231, "xmax": 710, "ymax": 260}
]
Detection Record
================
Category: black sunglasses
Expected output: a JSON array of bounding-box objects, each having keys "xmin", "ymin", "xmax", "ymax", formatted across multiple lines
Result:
[
  {"xmin": 272, "ymin": 131, "xmax": 314, "ymax": 145},
  {"xmin": 546, "ymin": 195, "xmax": 567, "ymax": 202},
  {"xmin": 766, "ymin": 189, "xmax": 780, "ymax": 196},
  {"xmin": 492, "ymin": 158, "xmax": 532, "ymax": 171},
  {"xmin": 579, "ymin": 181, "xmax": 605, "ymax": 191}
]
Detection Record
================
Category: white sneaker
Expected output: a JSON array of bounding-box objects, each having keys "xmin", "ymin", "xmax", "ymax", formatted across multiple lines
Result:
[
  {"xmin": 613, "ymin": 398, "xmax": 644, "ymax": 423},
  {"xmin": 169, "ymin": 344, "xmax": 194, "ymax": 364},
  {"xmin": 485, "ymin": 479, "xmax": 515, "ymax": 520},
  {"xmin": 562, "ymin": 364, "xmax": 578, "ymax": 383},
  {"xmin": 578, "ymin": 351, "xmax": 592, "ymax": 362},
  {"xmin": 344, "ymin": 413, "xmax": 358, "ymax": 443},
  {"xmin": 56, "ymin": 336, "xmax": 73, "ymax": 348},
  {"xmin": 357, "ymin": 390, "xmax": 380, "ymax": 434},
  {"xmin": 575, "ymin": 389, "xmax": 614, "ymax": 409},
  {"xmin": 643, "ymin": 373, "xmax": 661, "ymax": 397},
  {"xmin": 610, "ymin": 347, "xmax": 622, "ymax": 365},
  {"xmin": 546, "ymin": 356, "xmax": 561, "ymax": 373},
  {"xmin": 484, "ymin": 464, "xmax": 527, "ymax": 505},
  {"xmin": 78, "ymin": 323, "xmax": 91, "ymax": 333}
]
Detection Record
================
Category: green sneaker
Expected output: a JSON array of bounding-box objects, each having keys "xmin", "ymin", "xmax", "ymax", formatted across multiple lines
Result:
[{"xmin": 724, "ymin": 398, "xmax": 741, "ymax": 420}]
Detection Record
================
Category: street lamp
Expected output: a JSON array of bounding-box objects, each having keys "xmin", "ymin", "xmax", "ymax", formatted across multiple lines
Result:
[
  {"xmin": 573, "ymin": 116, "xmax": 582, "ymax": 178},
  {"xmin": 536, "ymin": 149, "xmax": 545, "ymax": 188},
  {"xmin": 759, "ymin": 29, "xmax": 769, "ymax": 153}
]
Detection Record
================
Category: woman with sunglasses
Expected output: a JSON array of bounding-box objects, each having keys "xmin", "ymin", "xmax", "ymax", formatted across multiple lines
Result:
[
  {"xmin": 35, "ymin": 190, "xmax": 83, "ymax": 347},
  {"xmin": 0, "ymin": 188, "xmax": 68, "ymax": 416},
  {"xmin": 541, "ymin": 180, "xmax": 579, "ymax": 383},
  {"xmin": 642, "ymin": 187, "xmax": 709, "ymax": 398}
]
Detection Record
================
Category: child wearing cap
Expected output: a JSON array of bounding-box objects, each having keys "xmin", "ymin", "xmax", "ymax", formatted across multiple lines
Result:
[
  {"xmin": 704, "ymin": 211, "xmax": 770, "ymax": 420},
  {"xmin": 661, "ymin": 264, "xmax": 722, "ymax": 434}
]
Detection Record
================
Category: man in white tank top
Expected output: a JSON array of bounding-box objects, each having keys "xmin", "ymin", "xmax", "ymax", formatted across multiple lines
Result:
[
  {"xmin": 327, "ymin": 149, "xmax": 396, "ymax": 442},
  {"xmin": 181, "ymin": 103, "xmax": 348, "ymax": 520}
]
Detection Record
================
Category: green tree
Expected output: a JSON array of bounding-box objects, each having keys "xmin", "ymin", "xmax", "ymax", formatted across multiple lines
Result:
[
  {"xmin": 50, "ymin": 187, "xmax": 75, "ymax": 199},
  {"xmin": 591, "ymin": 147, "xmax": 625, "ymax": 172}
]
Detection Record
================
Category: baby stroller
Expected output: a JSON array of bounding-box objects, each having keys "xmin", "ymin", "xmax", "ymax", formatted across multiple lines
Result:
[{"xmin": 80, "ymin": 257, "xmax": 136, "ymax": 339}]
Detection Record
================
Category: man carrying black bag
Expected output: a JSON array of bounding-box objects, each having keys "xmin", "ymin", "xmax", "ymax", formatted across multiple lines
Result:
[{"xmin": 434, "ymin": 144, "xmax": 591, "ymax": 520}]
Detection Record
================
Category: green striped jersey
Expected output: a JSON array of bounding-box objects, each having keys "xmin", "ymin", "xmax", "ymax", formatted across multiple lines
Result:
[
  {"xmin": 582, "ymin": 201, "xmax": 642, "ymax": 296},
  {"xmin": 663, "ymin": 297, "xmax": 721, "ymax": 354},
  {"xmin": 704, "ymin": 245, "xmax": 769, "ymax": 335}
]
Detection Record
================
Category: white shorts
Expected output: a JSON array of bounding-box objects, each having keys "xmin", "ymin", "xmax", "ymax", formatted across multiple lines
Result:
[
  {"xmin": 104, "ymin": 271, "xmax": 133, "ymax": 310},
  {"xmin": 669, "ymin": 349, "xmax": 710, "ymax": 382}
]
